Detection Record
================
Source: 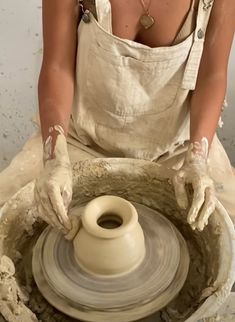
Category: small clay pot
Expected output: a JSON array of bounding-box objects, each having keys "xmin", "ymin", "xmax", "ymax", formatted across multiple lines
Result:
[{"xmin": 73, "ymin": 195, "xmax": 146, "ymax": 277}]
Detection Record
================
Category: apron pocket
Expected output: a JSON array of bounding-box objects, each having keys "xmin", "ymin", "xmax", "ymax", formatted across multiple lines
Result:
[{"xmin": 85, "ymin": 43, "xmax": 181, "ymax": 117}]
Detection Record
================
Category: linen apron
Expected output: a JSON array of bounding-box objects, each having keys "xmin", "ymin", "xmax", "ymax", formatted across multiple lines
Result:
[{"xmin": 70, "ymin": 0, "xmax": 212, "ymax": 160}]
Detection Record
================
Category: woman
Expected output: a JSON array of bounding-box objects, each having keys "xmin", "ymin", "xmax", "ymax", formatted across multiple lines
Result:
[{"xmin": 1, "ymin": 0, "xmax": 235, "ymax": 236}]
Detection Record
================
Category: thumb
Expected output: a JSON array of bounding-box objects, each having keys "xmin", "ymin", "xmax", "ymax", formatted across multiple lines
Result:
[{"xmin": 172, "ymin": 171, "xmax": 189, "ymax": 209}]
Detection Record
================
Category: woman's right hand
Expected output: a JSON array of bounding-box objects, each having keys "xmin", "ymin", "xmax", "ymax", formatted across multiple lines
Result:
[{"xmin": 34, "ymin": 132, "xmax": 72, "ymax": 234}]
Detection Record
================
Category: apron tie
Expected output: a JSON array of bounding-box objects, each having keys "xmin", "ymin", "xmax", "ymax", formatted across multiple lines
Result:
[
  {"xmin": 95, "ymin": 0, "xmax": 112, "ymax": 33},
  {"xmin": 182, "ymin": 0, "xmax": 214, "ymax": 90}
]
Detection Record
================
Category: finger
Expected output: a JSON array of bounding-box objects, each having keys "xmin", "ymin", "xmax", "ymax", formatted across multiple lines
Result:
[
  {"xmin": 172, "ymin": 172, "xmax": 188, "ymax": 209},
  {"xmin": 39, "ymin": 207, "xmax": 68, "ymax": 235},
  {"xmin": 64, "ymin": 216, "xmax": 81, "ymax": 241},
  {"xmin": 34, "ymin": 186, "xmax": 57, "ymax": 228},
  {"xmin": 62, "ymin": 186, "xmax": 72, "ymax": 211},
  {"xmin": 48, "ymin": 186, "xmax": 72, "ymax": 231},
  {"xmin": 187, "ymin": 186, "xmax": 205, "ymax": 225},
  {"xmin": 34, "ymin": 187, "xmax": 50, "ymax": 223},
  {"xmin": 40, "ymin": 196, "xmax": 67, "ymax": 232},
  {"xmin": 197, "ymin": 187, "xmax": 216, "ymax": 231},
  {"xmin": 34, "ymin": 183, "xmax": 69, "ymax": 232},
  {"xmin": 34, "ymin": 186, "xmax": 40, "ymax": 204},
  {"xmin": 190, "ymin": 222, "xmax": 197, "ymax": 231},
  {"xmin": 37, "ymin": 203, "xmax": 55, "ymax": 227}
]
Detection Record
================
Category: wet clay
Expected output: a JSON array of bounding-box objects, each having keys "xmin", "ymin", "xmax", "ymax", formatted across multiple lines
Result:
[
  {"xmin": 0, "ymin": 158, "xmax": 234, "ymax": 322},
  {"xmin": 173, "ymin": 137, "xmax": 216, "ymax": 232},
  {"xmin": 35, "ymin": 126, "xmax": 73, "ymax": 233}
]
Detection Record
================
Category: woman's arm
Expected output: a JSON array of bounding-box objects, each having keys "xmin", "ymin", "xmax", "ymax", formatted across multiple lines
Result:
[
  {"xmin": 190, "ymin": 0, "xmax": 235, "ymax": 146},
  {"xmin": 38, "ymin": 0, "xmax": 81, "ymax": 154},
  {"xmin": 173, "ymin": 0, "xmax": 235, "ymax": 231},
  {"xmin": 34, "ymin": 0, "xmax": 81, "ymax": 234}
]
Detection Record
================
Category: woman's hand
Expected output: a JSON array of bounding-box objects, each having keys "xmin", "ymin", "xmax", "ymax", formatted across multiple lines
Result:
[
  {"xmin": 34, "ymin": 129, "xmax": 72, "ymax": 234},
  {"xmin": 173, "ymin": 138, "xmax": 216, "ymax": 231}
]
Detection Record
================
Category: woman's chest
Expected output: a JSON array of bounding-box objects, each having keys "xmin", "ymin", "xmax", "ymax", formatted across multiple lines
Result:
[
  {"xmin": 110, "ymin": 0, "xmax": 199, "ymax": 47},
  {"xmin": 83, "ymin": 0, "xmax": 199, "ymax": 47}
]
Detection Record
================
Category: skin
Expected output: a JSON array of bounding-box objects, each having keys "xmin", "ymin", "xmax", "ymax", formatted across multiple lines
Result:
[
  {"xmin": 38, "ymin": 0, "xmax": 235, "ymax": 231},
  {"xmin": 38, "ymin": 0, "xmax": 81, "ymax": 149},
  {"xmin": 190, "ymin": 0, "xmax": 235, "ymax": 145},
  {"xmin": 108, "ymin": 0, "xmax": 200, "ymax": 47}
]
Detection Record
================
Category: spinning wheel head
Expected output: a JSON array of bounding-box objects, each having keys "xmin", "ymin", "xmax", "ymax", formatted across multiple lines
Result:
[{"xmin": 32, "ymin": 197, "xmax": 190, "ymax": 322}]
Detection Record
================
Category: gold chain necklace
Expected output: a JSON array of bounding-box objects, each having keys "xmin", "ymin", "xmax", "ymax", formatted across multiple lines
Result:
[{"xmin": 139, "ymin": 0, "xmax": 155, "ymax": 29}]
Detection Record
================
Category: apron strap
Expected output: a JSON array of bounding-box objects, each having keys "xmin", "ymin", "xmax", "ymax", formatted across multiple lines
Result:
[
  {"xmin": 182, "ymin": 0, "xmax": 214, "ymax": 90},
  {"xmin": 95, "ymin": 0, "xmax": 113, "ymax": 33}
]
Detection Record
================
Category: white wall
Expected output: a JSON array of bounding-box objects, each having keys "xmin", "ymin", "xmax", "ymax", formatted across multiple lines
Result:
[
  {"xmin": 0, "ymin": 0, "xmax": 42, "ymax": 171},
  {"xmin": 0, "ymin": 1, "xmax": 234, "ymax": 171}
]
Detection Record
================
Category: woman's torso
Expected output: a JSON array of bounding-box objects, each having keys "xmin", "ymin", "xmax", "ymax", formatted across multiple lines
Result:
[{"xmin": 69, "ymin": 0, "xmax": 213, "ymax": 160}]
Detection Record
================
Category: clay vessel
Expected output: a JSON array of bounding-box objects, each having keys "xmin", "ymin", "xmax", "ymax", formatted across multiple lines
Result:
[{"xmin": 73, "ymin": 195, "xmax": 146, "ymax": 276}]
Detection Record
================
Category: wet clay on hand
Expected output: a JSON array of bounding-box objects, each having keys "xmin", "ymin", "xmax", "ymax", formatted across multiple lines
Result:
[
  {"xmin": 173, "ymin": 137, "xmax": 216, "ymax": 231},
  {"xmin": 34, "ymin": 125, "xmax": 73, "ymax": 234}
]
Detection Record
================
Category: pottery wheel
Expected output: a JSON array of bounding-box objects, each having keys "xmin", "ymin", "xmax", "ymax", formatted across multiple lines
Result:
[{"xmin": 32, "ymin": 201, "xmax": 190, "ymax": 322}]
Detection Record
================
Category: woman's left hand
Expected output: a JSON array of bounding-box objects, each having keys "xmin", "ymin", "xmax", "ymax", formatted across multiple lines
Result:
[{"xmin": 172, "ymin": 138, "xmax": 216, "ymax": 231}]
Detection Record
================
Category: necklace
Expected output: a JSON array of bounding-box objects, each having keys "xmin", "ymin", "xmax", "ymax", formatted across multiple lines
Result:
[{"xmin": 139, "ymin": 0, "xmax": 155, "ymax": 30}]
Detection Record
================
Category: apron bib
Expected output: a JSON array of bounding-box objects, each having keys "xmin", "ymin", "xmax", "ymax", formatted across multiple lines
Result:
[{"xmin": 70, "ymin": 0, "xmax": 213, "ymax": 160}]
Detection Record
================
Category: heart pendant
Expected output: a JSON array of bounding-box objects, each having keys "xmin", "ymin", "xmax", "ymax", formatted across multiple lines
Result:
[{"xmin": 140, "ymin": 14, "xmax": 155, "ymax": 29}]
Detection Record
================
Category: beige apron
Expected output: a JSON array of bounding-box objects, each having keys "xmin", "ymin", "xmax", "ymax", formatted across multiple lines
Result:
[
  {"xmin": 0, "ymin": 0, "xmax": 234, "ymax": 223},
  {"xmin": 70, "ymin": 0, "xmax": 212, "ymax": 160}
]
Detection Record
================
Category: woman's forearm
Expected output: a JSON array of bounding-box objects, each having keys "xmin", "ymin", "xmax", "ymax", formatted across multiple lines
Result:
[
  {"xmin": 190, "ymin": 72, "xmax": 227, "ymax": 147},
  {"xmin": 38, "ymin": 64, "xmax": 75, "ymax": 145},
  {"xmin": 37, "ymin": 0, "xmax": 79, "ymax": 143}
]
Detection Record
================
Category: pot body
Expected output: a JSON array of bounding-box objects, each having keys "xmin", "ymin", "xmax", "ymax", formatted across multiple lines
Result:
[{"xmin": 73, "ymin": 195, "xmax": 146, "ymax": 277}]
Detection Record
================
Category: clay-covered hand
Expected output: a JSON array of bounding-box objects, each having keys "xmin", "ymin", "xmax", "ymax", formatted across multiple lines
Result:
[
  {"xmin": 172, "ymin": 138, "xmax": 216, "ymax": 231},
  {"xmin": 34, "ymin": 127, "xmax": 72, "ymax": 234}
]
